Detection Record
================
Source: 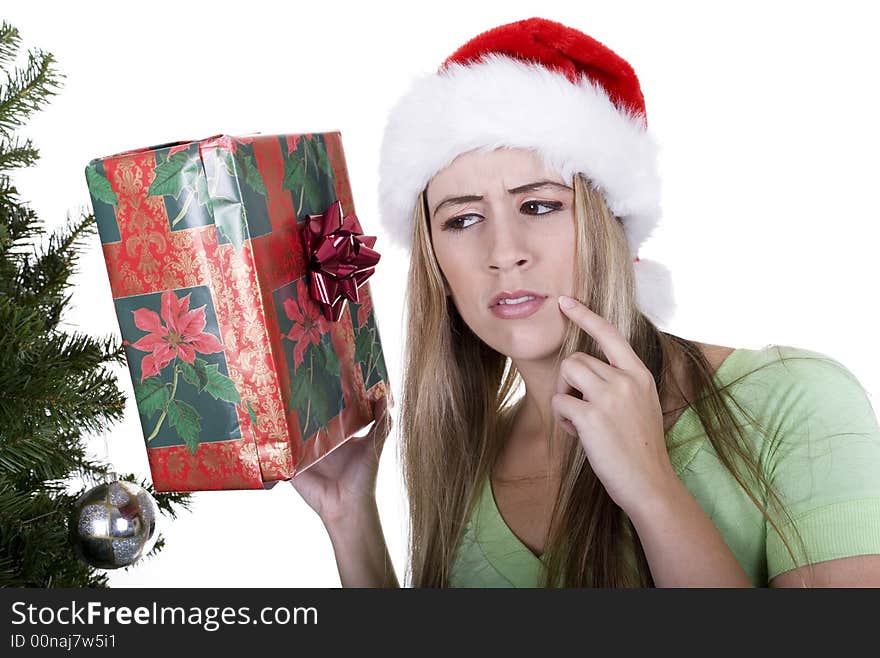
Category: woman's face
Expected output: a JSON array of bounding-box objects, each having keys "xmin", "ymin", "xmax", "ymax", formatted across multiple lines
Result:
[{"xmin": 425, "ymin": 147, "xmax": 576, "ymax": 362}]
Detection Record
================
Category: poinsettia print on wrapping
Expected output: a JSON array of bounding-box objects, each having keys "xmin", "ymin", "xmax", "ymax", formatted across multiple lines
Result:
[
  {"xmin": 348, "ymin": 295, "xmax": 388, "ymax": 393},
  {"xmin": 117, "ymin": 286, "xmax": 247, "ymax": 454},
  {"xmin": 273, "ymin": 277, "xmax": 344, "ymax": 442},
  {"xmin": 282, "ymin": 133, "xmax": 337, "ymax": 220}
]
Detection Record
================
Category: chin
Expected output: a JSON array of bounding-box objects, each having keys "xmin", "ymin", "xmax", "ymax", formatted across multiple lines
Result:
[
  {"xmin": 502, "ymin": 343, "xmax": 564, "ymax": 363},
  {"xmin": 458, "ymin": 308, "xmax": 566, "ymax": 358},
  {"xmin": 481, "ymin": 329, "xmax": 565, "ymax": 362}
]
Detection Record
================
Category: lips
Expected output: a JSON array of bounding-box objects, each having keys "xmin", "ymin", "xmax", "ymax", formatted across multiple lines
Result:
[
  {"xmin": 488, "ymin": 289, "xmax": 547, "ymax": 308},
  {"xmin": 489, "ymin": 295, "xmax": 547, "ymax": 320}
]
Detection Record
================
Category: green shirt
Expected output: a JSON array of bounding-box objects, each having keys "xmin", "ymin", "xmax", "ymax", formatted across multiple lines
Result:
[{"xmin": 448, "ymin": 345, "xmax": 880, "ymax": 587}]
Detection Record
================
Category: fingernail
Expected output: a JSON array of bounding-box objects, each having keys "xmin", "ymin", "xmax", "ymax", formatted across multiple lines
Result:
[{"xmin": 558, "ymin": 295, "xmax": 576, "ymax": 309}]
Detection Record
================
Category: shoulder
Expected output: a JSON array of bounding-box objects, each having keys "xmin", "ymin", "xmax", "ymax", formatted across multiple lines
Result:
[
  {"xmin": 709, "ymin": 344, "xmax": 879, "ymax": 468},
  {"xmin": 723, "ymin": 344, "xmax": 869, "ymax": 400},
  {"xmin": 748, "ymin": 344, "xmax": 871, "ymax": 409},
  {"xmin": 742, "ymin": 345, "xmax": 880, "ymax": 483},
  {"xmin": 758, "ymin": 345, "xmax": 873, "ymax": 425},
  {"xmin": 688, "ymin": 343, "xmax": 867, "ymax": 421}
]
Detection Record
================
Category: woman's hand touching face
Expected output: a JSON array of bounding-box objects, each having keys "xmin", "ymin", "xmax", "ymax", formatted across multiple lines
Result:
[{"xmin": 552, "ymin": 295, "xmax": 677, "ymax": 514}]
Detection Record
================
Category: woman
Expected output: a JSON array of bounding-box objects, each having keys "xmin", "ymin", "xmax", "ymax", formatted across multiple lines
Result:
[{"xmin": 289, "ymin": 17, "xmax": 880, "ymax": 587}]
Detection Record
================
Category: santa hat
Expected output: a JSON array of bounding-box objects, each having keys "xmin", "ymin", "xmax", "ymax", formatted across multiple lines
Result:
[{"xmin": 377, "ymin": 17, "xmax": 675, "ymax": 327}]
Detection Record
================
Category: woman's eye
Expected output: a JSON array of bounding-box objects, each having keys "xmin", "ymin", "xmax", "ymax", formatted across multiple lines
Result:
[
  {"xmin": 441, "ymin": 201, "xmax": 562, "ymax": 233},
  {"xmin": 523, "ymin": 200, "xmax": 562, "ymax": 215},
  {"xmin": 442, "ymin": 214, "xmax": 481, "ymax": 232}
]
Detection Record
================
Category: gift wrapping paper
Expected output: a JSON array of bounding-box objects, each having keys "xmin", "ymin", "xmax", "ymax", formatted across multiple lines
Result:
[{"xmin": 85, "ymin": 132, "xmax": 391, "ymax": 491}]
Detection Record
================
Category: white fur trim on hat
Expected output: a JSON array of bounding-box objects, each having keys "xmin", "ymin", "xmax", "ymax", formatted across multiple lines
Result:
[{"xmin": 378, "ymin": 53, "xmax": 664, "ymax": 257}]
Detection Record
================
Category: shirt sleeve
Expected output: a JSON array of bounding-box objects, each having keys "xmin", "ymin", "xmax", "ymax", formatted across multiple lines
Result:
[{"xmin": 763, "ymin": 350, "xmax": 880, "ymax": 581}]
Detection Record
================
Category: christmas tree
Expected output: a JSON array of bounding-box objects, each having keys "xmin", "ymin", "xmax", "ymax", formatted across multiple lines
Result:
[{"xmin": 0, "ymin": 21, "xmax": 191, "ymax": 587}]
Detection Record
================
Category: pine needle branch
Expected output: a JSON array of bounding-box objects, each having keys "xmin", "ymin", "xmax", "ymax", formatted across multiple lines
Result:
[
  {"xmin": 0, "ymin": 44, "xmax": 64, "ymax": 139},
  {"xmin": 0, "ymin": 136, "xmax": 39, "ymax": 171}
]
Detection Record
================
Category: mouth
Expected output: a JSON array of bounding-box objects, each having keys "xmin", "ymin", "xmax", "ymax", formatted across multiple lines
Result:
[
  {"xmin": 488, "ymin": 293, "xmax": 548, "ymax": 320},
  {"xmin": 488, "ymin": 289, "xmax": 547, "ymax": 308}
]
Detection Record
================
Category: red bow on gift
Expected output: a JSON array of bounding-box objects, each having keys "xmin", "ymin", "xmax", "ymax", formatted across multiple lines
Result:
[{"xmin": 300, "ymin": 200, "xmax": 381, "ymax": 322}]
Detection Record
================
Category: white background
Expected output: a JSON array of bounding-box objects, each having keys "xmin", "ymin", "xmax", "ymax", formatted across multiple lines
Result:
[{"xmin": 3, "ymin": 0, "xmax": 878, "ymax": 586}]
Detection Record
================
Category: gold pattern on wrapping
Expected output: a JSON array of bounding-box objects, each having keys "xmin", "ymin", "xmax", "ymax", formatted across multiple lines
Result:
[
  {"xmin": 210, "ymin": 233, "xmax": 292, "ymax": 478},
  {"xmin": 113, "ymin": 159, "xmax": 167, "ymax": 281}
]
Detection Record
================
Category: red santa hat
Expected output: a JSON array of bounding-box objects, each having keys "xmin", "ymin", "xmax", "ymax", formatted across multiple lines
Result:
[{"xmin": 378, "ymin": 17, "xmax": 675, "ymax": 326}]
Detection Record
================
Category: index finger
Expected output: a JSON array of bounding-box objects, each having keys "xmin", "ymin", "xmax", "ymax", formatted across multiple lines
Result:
[{"xmin": 557, "ymin": 295, "xmax": 641, "ymax": 371}]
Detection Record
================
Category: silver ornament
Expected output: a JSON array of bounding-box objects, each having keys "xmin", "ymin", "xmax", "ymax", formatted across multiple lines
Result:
[{"xmin": 69, "ymin": 473, "xmax": 159, "ymax": 569}]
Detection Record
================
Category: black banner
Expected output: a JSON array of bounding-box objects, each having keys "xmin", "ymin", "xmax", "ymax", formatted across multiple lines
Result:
[{"xmin": 0, "ymin": 588, "xmax": 870, "ymax": 652}]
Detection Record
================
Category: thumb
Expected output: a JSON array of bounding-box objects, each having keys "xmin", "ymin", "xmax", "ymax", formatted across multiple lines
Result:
[
  {"xmin": 367, "ymin": 395, "xmax": 393, "ymax": 444},
  {"xmin": 351, "ymin": 395, "xmax": 390, "ymax": 441}
]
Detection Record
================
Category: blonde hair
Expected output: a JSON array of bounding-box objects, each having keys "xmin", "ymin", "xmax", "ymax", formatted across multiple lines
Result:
[{"xmin": 399, "ymin": 170, "xmax": 814, "ymax": 587}]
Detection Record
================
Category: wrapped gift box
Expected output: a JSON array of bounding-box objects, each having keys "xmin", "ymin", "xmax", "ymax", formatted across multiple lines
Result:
[{"xmin": 85, "ymin": 132, "xmax": 392, "ymax": 492}]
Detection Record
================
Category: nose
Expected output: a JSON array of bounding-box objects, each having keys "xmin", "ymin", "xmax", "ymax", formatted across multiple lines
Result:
[{"xmin": 486, "ymin": 209, "xmax": 531, "ymax": 273}]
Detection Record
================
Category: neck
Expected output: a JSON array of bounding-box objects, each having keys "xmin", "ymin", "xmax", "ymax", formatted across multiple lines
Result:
[{"xmin": 508, "ymin": 355, "xmax": 565, "ymax": 444}]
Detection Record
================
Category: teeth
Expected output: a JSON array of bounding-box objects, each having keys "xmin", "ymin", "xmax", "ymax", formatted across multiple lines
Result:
[{"xmin": 497, "ymin": 295, "xmax": 536, "ymax": 305}]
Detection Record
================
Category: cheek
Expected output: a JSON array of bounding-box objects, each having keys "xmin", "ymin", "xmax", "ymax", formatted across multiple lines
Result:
[
  {"xmin": 550, "ymin": 220, "xmax": 577, "ymax": 285},
  {"xmin": 433, "ymin": 241, "xmax": 471, "ymax": 290}
]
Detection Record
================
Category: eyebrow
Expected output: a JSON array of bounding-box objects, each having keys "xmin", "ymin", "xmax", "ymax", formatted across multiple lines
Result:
[{"xmin": 431, "ymin": 180, "xmax": 573, "ymax": 216}]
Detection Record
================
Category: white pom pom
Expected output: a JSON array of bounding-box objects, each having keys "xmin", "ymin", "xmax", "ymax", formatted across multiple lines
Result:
[{"xmin": 633, "ymin": 258, "xmax": 676, "ymax": 328}]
